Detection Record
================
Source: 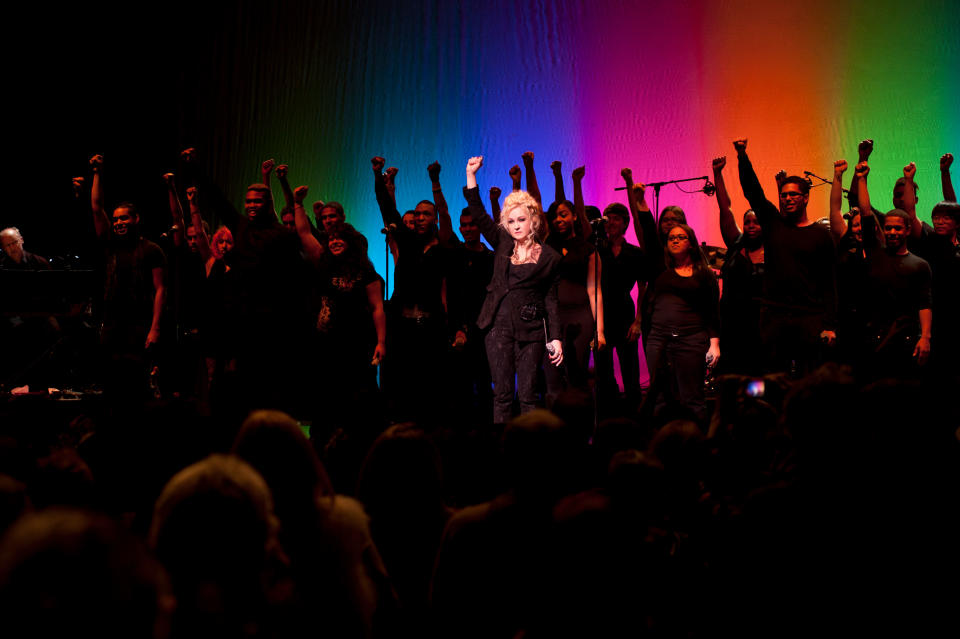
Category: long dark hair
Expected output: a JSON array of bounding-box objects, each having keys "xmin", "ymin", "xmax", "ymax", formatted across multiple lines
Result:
[
  {"xmin": 322, "ymin": 227, "xmax": 374, "ymax": 276},
  {"xmin": 664, "ymin": 223, "xmax": 710, "ymax": 273}
]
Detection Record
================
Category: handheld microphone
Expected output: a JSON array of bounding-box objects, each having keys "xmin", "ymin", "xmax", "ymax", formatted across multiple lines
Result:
[{"xmin": 160, "ymin": 225, "xmax": 180, "ymax": 239}]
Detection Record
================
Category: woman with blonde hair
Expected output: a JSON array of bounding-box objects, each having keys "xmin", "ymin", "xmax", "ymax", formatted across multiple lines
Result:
[{"xmin": 463, "ymin": 156, "xmax": 563, "ymax": 425}]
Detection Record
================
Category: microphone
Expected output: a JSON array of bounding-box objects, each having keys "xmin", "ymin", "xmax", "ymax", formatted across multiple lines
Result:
[
  {"xmin": 160, "ymin": 224, "xmax": 180, "ymax": 239},
  {"xmin": 702, "ymin": 181, "xmax": 716, "ymax": 196},
  {"xmin": 589, "ymin": 217, "xmax": 606, "ymax": 227},
  {"xmin": 380, "ymin": 223, "xmax": 398, "ymax": 235}
]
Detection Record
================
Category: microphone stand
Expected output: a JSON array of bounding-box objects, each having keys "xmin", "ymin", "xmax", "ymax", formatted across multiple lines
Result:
[
  {"xmin": 616, "ymin": 176, "xmax": 710, "ymax": 224},
  {"xmin": 804, "ymin": 171, "xmax": 850, "ymax": 196}
]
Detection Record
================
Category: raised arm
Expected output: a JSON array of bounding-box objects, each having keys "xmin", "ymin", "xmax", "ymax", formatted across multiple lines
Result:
[
  {"xmin": 429, "ymin": 162, "xmax": 456, "ymax": 245},
  {"xmin": 261, "ymin": 158, "xmax": 275, "ymax": 192},
  {"xmin": 274, "ymin": 164, "xmax": 294, "ymax": 214},
  {"xmin": 509, "ymin": 165, "xmax": 522, "ymax": 192},
  {"xmin": 571, "ymin": 165, "xmax": 591, "ymax": 239},
  {"xmin": 829, "ymin": 160, "xmax": 849, "ymax": 240},
  {"xmin": 550, "ymin": 160, "xmax": 566, "ymax": 204},
  {"xmin": 489, "ymin": 186, "xmax": 502, "ymax": 222},
  {"xmin": 847, "ymin": 139, "xmax": 873, "ymax": 210},
  {"xmin": 372, "ymin": 156, "xmax": 402, "ymax": 228},
  {"xmin": 464, "ymin": 156, "xmax": 500, "ymax": 248},
  {"xmin": 186, "ymin": 187, "xmax": 212, "ymax": 262},
  {"xmin": 89, "ymin": 154, "xmax": 109, "ymax": 239},
  {"xmin": 901, "ymin": 162, "xmax": 921, "ymax": 240},
  {"xmin": 854, "ymin": 161, "xmax": 880, "ymax": 252},
  {"xmin": 384, "ymin": 167, "xmax": 398, "ymax": 206},
  {"xmin": 295, "ymin": 185, "xmax": 324, "ymax": 263},
  {"xmin": 178, "ymin": 147, "xmax": 243, "ymax": 233},
  {"xmin": 522, "ymin": 151, "xmax": 542, "ymax": 207},
  {"xmin": 163, "ymin": 173, "xmax": 186, "ymax": 248},
  {"xmin": 940, "ymin": 153, "xmax": 955, "ymax": 202},
  {"xmin": 621, "ymin": 168, "xmax": 640, "ymax": 244},
  {"xmin": 713, "ymin": 156, "xmax": 741, "ymax": 248},
  {"xmin": 734, "ymin": 138, "xmax": 779, "ymax": 227}
]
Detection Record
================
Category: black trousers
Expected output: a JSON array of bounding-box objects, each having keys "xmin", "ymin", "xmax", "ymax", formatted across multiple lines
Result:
[
  {"xmin": 759, "ymin": 307, "xmax": 827, "ymax": 377},
  {"xmin": 644, "ymin": 328, "xmax": 709, "ymax": 423},
  {"xmin": 595, "ymin": 335, "xmax": 642, "ymax": 410},
  {"xmin": 485, "ymin": 321, "xmax": 545, "ymax": 425}
]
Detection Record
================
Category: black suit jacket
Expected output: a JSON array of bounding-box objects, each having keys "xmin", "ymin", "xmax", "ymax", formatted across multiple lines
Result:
[{"xmin": 463, "ymin": 186, "xmax": 561, "ymax": 342}]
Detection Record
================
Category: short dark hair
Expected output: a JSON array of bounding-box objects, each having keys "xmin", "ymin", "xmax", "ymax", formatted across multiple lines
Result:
[
  {"xmin": 894, "ymin": 177, "xmax": 919, "ymax": 193},
  {"xmin": 415, "ymin": 199, "xmax": 436, "ymax": 212},
  {"xmin": 603, "ymin": 203, "xmax": 629, "ymax": 224},
  {"xmin": 883, "ymin": 209, "xmax": 911, "ymax": 227},
  {"xmin": 931, "ymin": 200, "xmax": 960, "ymax": 223},
  {"xmin": 320, "ymin": 201, "xmax": 345, "ymax": 219},
  {"xmin": 113, "ymin": 201, "xmax": 139, "ymax": 218},
  {"xmin": 779, "ymin": 176, "xmax": 810, "ymax": 195}
]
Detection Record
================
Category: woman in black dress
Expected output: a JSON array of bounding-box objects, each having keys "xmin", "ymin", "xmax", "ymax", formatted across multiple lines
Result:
[{"xmin": 462, "ymin": 156, "xmax": 563, "ymax": 425}]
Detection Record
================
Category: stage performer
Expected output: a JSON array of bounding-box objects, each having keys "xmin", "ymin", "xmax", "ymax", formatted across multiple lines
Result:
[{"xmin": 462, "ymin": 156, "xmax": 563, "ymax": 426}]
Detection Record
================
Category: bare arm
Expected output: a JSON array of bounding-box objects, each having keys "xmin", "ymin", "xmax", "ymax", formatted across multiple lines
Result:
[
  {"xmin": 848, "ymin": 139, "xmax": 873, "ymax": 210},
  {"xmin": 89, "ymin": 154, "xmax": 109, "ymax": 239},
  {"xmin": 941, "ymin": 153, "xmax": 956, "ymax": 202},
  {"xmin": 294, "ymin": 185, "xmax": 323, "ymax": 263},
  {"xmin": 366, "ymin": 280, "xmax": 387, "ymax": 364},
  {"xmin": 261, "ymin": 158, "xmax": 275, "ymax": 191},
  {"xmin": 572, "ymin": 165, "xmax": 591, "ymax": 239},
  {"xmin": 713, "ymin": 156, "xmax": 741, "ymax": 248},
  {"xmin": 522, "ymin": 151, "xmax": 542, "ymax": 206},
  {"xmin": 901, "ymin": 162, "xmax": 921, "ymax": 240},
  {"xmin": 429, "ymin": 162, "xmax": 455, "ymax": 245},
  {"xmin": 186, "ymin": 187, "xmax": 212, "ymax": 262},
  {"xmin": 587, "ymin": 252, "xmax": 605, "ymax": 348},
  {"xmin": 829, "ymin": 160, "xmax": 849, "ymax": 240},
  {"xmin": 550, "ymin": 160, "xmax": 566, "ymax": 204},
  {"xmin": 915, "ymin": 308, "xmax": 932, "ymax": 366},
  {"xmin": 163, "ymin": 173, "xmax": 186, "ymax": 248}
]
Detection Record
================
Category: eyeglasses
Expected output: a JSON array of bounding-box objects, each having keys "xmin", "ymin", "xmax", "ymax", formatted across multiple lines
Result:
[
  {"xmin": 668, "ymin": 235, "xmax": 689, "ymax": 242},
  {"xmin": 780, "ymin": 192, "xmax": 804, "ymax": 200}
]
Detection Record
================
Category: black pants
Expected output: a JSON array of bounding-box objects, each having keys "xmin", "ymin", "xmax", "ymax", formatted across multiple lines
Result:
[
  {"xmin": 485, "ymin": 321, "xmax": 545, "ymax": 425},
  {"xmin": 595, "ymin": 336, "xmax": 642, "ymax": 411},
  {"xmin": 759, "ymin": 308, "xmax": 827, "ymax": 377},
  {"xmin": 544, "ymin": 304, "xmax": 593, "ymax": 407},
  {"xmin": 644, "ymin": 328, "xmax": 708, "ymax": 423}
]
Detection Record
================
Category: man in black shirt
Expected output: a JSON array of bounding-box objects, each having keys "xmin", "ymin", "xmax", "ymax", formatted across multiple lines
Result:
[
  {"xmin": 855, "ymin": 160, "xmax": 932, "ymax": 379},
  {"xmin": 734, "ymin": 139, "xmax": 837, "ymax": 376}
]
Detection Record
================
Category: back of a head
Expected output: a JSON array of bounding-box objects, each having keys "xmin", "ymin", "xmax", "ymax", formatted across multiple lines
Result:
[
  {"xmin": 233, "ymin": 410, "xmax": 331, "ymax": 525},
  {"xmin": 150, "ymin": 454, "xmax": 276, "ymax": 587},
  {"xmin": 503, "ymin": 410, "xmax": 581, "ymax": 500},
  {"xmin": 0, "ymin": 507, "xmax": 168, "ymax": 637},
  {"xmin": 357, "ymin": 423, "xmax": 445, "ymax": 516}
]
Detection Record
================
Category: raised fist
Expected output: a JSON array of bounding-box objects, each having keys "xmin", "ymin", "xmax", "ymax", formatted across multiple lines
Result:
[
  {"xmin": 186, "ymin": 186, "xmax": 198, "ymax": 201},
  {"xmin": 294, "ymin": 185, "xmax": 308, "ymax": 203},
  {"xmin": 162, "ymin": 172, "xmax": 175, "ymax": 186},
  {"xmin": 89, "ymin": 154, "xmax": 103, "ymax": 172},
  {"xmin": 775, "ymin": 170, "xmax": 787, "ymax": 188},
  {"xmin": 732, "ymin": 138, "xmax": 748, "ymax": 153},
  {"xmin": 180, "ymin": 148, "xmax": 197, "ymax": 163},
  {"xmin": 572, "ymin": 165, "xmax": 585, "ymax": 181},
  {"xmin": 466, "ymin": 156, "xmax": 484, "ymax": 174},
  {"xmin": 858, "ymin": 139, "xmax": 874, "ymax": 161},
  {"xmin": 427, "ymin": 161, "xmax": 441, "ymax": 182},
  {"xmin": 550, "ymin": 160, "xmax": 562, "ymax": 172},
  {"xmin": 620, "ymin": 167, "xmax": 633, "ymax": 181},
  {"xmin": 275, "ymin": 164, "xmax": 288, "ymax": 180},
  {"xmin": 854, "ymin": 161, "xmax": 870, "ymax": 178},
  {"xmin": 371, "ymin": 156, "xmax": 386, "ymax": 172},
  {"xmin": 261, "ymin": 158, "xmax": 276, "ymax": 175},
  {"xmin": 834, "ymin": 160, "xmax": 848, "ymax": 175},
  {"xmin": 521, "ymin": 151, "xmax": 535, "ymax": 164},
  {"xmin": 384, "ymin": 167, "xmax": 398, "ymax": 185},
  {"xmin": 509, "ymin": 165, "xmax": 522, "ymax": 181},
  {"xmin": 941, "ymin": 153, "xmax": 953, "ymax": 171},
  {"xmin": 631, "ymin": 183, "xmax": 646, "ymax": 200},
  {"xmin": 489, "ymin": 186, "xmax": 502, "ymax": 201},
  {"xmin": 903, "ymin": 161, "xmax": 917, "ymax": 180},
  {"xmin": 712, "ymin": 156, "xmax": 726, "ymax": 172},
  {"xmin": 72, "ymin": 176, "xmax": 85, "ymax": 194}
]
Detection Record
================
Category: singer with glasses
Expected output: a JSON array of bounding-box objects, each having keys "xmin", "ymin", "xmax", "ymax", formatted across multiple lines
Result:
[
  {"xmin": 641, "ymin": 224, "xmax": 720, "ymax": 424},
  {"xmin": 462, "ymin": 156, "xmax": 563, "ymax": 426}
]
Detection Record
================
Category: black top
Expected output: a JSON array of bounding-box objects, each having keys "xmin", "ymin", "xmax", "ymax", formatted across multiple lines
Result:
[
  {"xmin": 910, "ymin": 222, "xmax": 960, "ymax": 323},
  {"xmin": 861, "ymin": 215, "xmax": 932, "ymax": 328},
  {"xmin": 102, "ymin": 237, "xmax": 166, "ymax": 327},
  {"xmin": 645, "ymin": 268, "xmax": 720, "ymax": 338},
  {"xmin": 738, "ymin": 153, "xmax": 838, "ymax": 328},
  {"xmin": 0, "ymin": 250, "xmax": 50, "ymax": 270},
  {"xmin": 462, "ymin": 186, "xmax": 562, "ymax": 342},
  {"xmin": 314, "ymin": 260, "xmax": 380, "ymax": 342},
  {"xmin": 449, "ymin": 243, "xmax": 495, "ymax": 333},
  {"xmin": 547, "ymin": 235, "xmax": 596, "ymax": 309},
  {"xmin": 598, "ymin": 241, "xmax": 648, "ymax": 337}
]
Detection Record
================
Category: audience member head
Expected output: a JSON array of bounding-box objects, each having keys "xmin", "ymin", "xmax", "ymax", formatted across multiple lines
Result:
[
  {"xmin": 781, "ymin": 364, "xmax": 858, "ymax": 472},
  {"xmin": 149, "ymin": 454, "xmax": 278, "ymax": 625},
  {"xmin": 460, "ymin": 208, "xmax": 482, "ymax": 245},
  {"xmin": 778, "ymin": 177, "xmax": 810, "ymax": 220},
  {"xmin": 30, "ymin": 448, "xmax": 97, "ymax": 511},
  {"xmin": 0, "ymin": 474, "xmax": 30, "ymax": 535},
  {"xmin": 502, "ymin": 410, "xmax": 582, "ymax": 502},
  {"xmin": 111, "ymin": 201, "xmax": 139, "ymax": 239},
  {"xmin": 244, "ymin": 184, "xmax": 273, "ymax": 224},
  {"xmin": 0, "ymin": 508, "xmax": 170, "ymax": 637},
  {"xmin": 659, "ymin": 206, "xmax": 686, "ymax": 237},
  {"xmin": 210, "ymin": 226, "xmax": 234, "ymax": 260},
  {"xmin": 602, "ymin": 203, "xmax": 629, "ymax": 240},
  {"xmin": 0, "ymin": 227, "xmax": 24, "ymax": 263},
  {"xmin": 931, "ymin": 201, "xmax": 959, "ymax": 240},
  {"xmin": 547, "ymin": 200, "xmax": 577, "ymax": 238},
  {"xmin": 318, "ymin": 202, "xmax": 346, "ymax": 234},
  {"xmin": 357, "ymin": 423, "xmax": 445, "ymax": 517},
  {"xmin": 500, "ymin": 190, "xmax": 545, "ymax": 243},
  {"xmin": 664, "ymin": 223, "xmax": 709, "ymax": 272}
]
